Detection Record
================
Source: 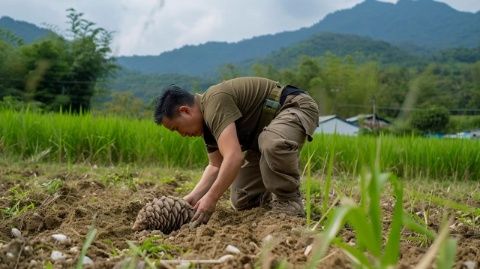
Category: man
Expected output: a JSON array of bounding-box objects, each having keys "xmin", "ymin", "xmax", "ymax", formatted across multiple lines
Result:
[{"xmin": 154, "ymin": 77, "xmax": 319, "ymax": 227}]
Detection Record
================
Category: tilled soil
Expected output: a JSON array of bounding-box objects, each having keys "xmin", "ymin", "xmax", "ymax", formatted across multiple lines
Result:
[{"xmin": 0, "ymin": 164, "xmax": 479, "ymax": 268}]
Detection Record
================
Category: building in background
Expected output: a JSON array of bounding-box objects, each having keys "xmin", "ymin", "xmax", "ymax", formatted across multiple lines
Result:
[
  {"xmin": 346, "ymin": 114, "xmax": 391, "ymax": 130},
  {"xmin": 315, "ymin": 115, "xmax": 359, "ymax": 136}
]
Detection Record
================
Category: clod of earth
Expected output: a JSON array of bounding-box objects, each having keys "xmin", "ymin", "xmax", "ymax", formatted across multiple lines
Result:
[{"xmin": 132, "ymin": 196, "xmax": 194, "ymax": 234}]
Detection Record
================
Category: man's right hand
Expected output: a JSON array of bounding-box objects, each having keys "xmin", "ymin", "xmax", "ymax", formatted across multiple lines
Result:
[{"xmin": 183, "ymin": 191, "xmax": 203, "ymax": 206}]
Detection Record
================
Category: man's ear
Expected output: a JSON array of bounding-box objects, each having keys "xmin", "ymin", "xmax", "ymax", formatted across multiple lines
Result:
[{"xmin": 178, "ymin": 105, "xmax": 191, "ymax": 114}]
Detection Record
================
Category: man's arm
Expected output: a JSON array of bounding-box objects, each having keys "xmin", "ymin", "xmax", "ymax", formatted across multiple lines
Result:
[
  {"xmin": 183, "ymin": 151, "xmax": 222, "ymax": 205},
  {"xmin": 190, "ymin": 122, "xmax": 244, "ymax": 226}
]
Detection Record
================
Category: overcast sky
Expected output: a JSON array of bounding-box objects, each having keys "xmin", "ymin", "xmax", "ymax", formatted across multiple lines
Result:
[{"xmin": 1, "ymin": 0, "xmax": 479, "ymax": 56}]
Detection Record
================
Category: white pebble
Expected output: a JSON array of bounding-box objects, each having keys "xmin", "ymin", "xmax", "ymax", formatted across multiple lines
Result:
[
  {"xmin": 304, "ymin": 244, "xmax": 313, "ymax": 256},
  {"xmin": 69, "ymin": 246, "xmax": 79, "ymax": 253},
  {"xmin": 29, "ymin": 260, "xmax": 38, "ymax": 266},
  {"xmin": 51, "ymin": 234, "xmax": 69, "ymax": 244},
  {"xmin": 82, "ymin": 256, "xmax": 94, "ymax": 265},
  {"xmin": 6, "ymin": 252, "xmax": 15, "ymax": 259},
  {"xmin": 463, "ymin": 261, "xmax": 478, "ymax": 269},
  {"xmin": 11, "ymin": 228, "xmax": 22, "ymax": 238},
  {"xmin": 263, "ymin": 234, "xmax": 273, "ymax": 243},
  {"xmin": 51, "ymin": 250, "xmax": 66, "ymax": 261},
  {"xmin": 218, "ymin": 255, "xmax": 234, "ymax": 263},
  {"xmin": 225, "ymin": 244, "xmax": 241, "ymax": 254},
  {"xmin": 24, "ymin": 246, "xmax": 33, "ymax": 253}
]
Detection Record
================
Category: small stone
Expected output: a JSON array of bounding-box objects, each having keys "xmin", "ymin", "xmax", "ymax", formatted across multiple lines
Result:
[
  {"xmin": 218, "ymin": 255, "xmax": 234, "ymax": 263},
  {"xmin": 463, "ymin": 261, "xmax": 478, "ymax": 269},
  {"xmin": 304, "ymin": 244, "xmax": 313, "ymax": 256},
  {"xmin": 69, "ymin": 246, "xmax": 79, "ymax": 253},
  {"xmin": 11, "ymin": 228, "xmax": 22, "ymax": 238},
  {"xmin": 29, "ymin": 260, "xmax": 38, "ymax": 266},
  {"xmin": 51, "ymin": 250, "xmax": 66, "ymax": 261},
  {"xmin": 52, "ymin": 234, "xmax": 70, "ymax": 244},
  {"xmin": 82, "ymin": 256, "xmax": 94, "ymax": 265},
  {"xmin": 263, "ymin": 235, "xmax": 273, "ymax": 244},
  {"xmin": 24, "ymin": 246, "xmax": 33, "ymax": 253},
  {"xmin": 6, "ymin": 252, "xmax": 15, "ymax": 259},
  {"xmin": 225, "ymin": 244, "xmax": 241, "ymax": 254}
]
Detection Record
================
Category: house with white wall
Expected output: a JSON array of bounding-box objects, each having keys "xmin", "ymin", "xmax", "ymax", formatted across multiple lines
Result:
[{"xmin": 315, "ymin": 115, "xmax": 360, "ymax": 136}]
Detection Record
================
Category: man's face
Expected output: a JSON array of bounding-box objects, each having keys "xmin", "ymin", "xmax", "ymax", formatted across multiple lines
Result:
[{"xmin": 161, "ymin": 105, "xmax": 203, "ymax": 137}]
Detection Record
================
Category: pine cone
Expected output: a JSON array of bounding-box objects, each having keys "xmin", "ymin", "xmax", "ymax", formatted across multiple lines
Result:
[{"xmin": 132, "ymin": 196, "xmax": 194, "ymax": 234}]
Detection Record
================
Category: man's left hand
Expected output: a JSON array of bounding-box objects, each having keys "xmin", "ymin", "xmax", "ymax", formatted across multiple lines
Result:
[{"xmin": 190, "ymin": 194, "xmax": 218, "ymax": 228}]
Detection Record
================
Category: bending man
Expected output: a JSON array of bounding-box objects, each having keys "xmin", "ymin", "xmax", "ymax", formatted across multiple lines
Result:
[{"xmin": 154, "ymin": 77, "xmax": 319, "ymax": 227}]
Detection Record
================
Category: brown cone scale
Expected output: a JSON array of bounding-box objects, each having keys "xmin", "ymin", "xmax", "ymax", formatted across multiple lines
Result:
[{"xmin": 132, "ymin": 196, "xmax": 194, "ymax": 234}]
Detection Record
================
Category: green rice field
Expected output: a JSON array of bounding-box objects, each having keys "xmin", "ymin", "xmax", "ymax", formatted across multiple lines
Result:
[{"xmin": 1, "ymin": 109, "xmax": 479, "ymax": 180}]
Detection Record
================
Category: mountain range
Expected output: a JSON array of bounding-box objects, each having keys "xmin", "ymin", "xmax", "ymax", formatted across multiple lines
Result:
[
  {"xmin": 115, "ymin": 0, "xmax": 480, "ymax": 75},
  {"xmin": 0, "ymin": 16, "xmax": 54, "ymax": 44},
  {"xmin": 1, "ymin": 0, "xmax": 479, "ymax": 77}
]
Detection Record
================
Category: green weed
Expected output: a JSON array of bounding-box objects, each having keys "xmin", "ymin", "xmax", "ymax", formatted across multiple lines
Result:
[
  {"xmin": 1, "ymin": 185, "xmax": 35, "ymax": 218},
  {"xmin": 41, "ymin": 178, "xmax": 64, "ymax": 194},
  {"xmin": 100, "ymin": 167, "xmax": 137, "ymax": 190}
]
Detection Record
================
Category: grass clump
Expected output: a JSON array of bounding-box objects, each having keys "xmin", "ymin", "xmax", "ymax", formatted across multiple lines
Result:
[
  {"xmin": 41, "ymin": 178, "xmax": 64, "ymax": 194},
  {"xmin": 1, "ymin": 185, "xmax": 35, "ymax": 218}
]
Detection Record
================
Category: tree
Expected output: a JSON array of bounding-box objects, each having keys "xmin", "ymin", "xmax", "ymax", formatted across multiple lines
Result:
[
  {"xmin": 0, "ymin": 9, "xmax": 117, "ymax": 112},
  {"xmin": 410, "ymin": 106, "xmax": 450, "ymax": 133},
  {"xmin": 61, "ymin": 8, "xmax": 117, "ymax": 112}
]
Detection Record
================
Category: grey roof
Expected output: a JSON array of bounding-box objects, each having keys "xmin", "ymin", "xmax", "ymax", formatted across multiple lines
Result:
[
  {"xmin": 318, "ymin": 115, "xmax": 359, "ymax": 128},
  {"xmin": 346, "ymin": 113, "xmax": 391, "ymax": 123}
]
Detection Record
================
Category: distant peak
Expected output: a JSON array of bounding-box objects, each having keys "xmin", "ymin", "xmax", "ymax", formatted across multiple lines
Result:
[{"xmin": 0, "ymin": 16, "xmax": 14, "ymax": 21}]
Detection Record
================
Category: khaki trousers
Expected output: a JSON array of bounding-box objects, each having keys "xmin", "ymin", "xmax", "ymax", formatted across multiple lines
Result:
[{"xmin": 230, "ymin": 93, "xmax": 319, "ymax": 210}]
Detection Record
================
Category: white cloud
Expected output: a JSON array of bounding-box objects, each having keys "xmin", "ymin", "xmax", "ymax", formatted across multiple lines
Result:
[{"xmin": 0, "ymin": 0, "xmax": 478, "ymax": 56}]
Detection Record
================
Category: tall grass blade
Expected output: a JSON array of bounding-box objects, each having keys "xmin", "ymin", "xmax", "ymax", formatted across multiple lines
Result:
[
  {"xmin": 332, "ymin": 239, "xmax": 372, "ymax": 269},
  {"xmin": 75, "ymin": 227, "xmax": 97, "ymax": 269},
  {"xmin": 381, "ymin": 175, "xmax": 403, "ymax": 266},
  {"xmin": 414, "ymin": 219, "xmax": 454, "ymax": 269},
  {"xmin": 322, "ymin": 138, "xmax": 335, "ymax": 214},
  {"xmin": 306, "ymin": 205, "xmax": 353, "ymax": 268},
  {"xmin": 402, "ymin": 214, "xmax": 436, "ymax": 240},
  {"xmin": 345, "ymin": 207, "xmax": 380, "ymax": 256},
  {"xmin": 436, "ymin": 238, "xmax": 457, "ymax": 269}
]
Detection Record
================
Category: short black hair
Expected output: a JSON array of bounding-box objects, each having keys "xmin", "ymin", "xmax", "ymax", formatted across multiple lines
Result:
[{"xmin": 154, "ymin": 85, "xmax": 195, "ymax": 125}]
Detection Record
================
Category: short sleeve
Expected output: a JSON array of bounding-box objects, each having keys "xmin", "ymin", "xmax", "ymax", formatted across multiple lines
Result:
[{"xmin": 203, "ymin": 93, "xmax": 242, "ymax": 141}]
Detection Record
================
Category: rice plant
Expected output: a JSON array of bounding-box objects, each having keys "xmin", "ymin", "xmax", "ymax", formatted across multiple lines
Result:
[
  {"xmin": 2, "ymin": 109, "xmax": 480, "ymax": 179},
  {"xmin": 306, "ymin": 146, "xmax": 456, "ymax": 268}
]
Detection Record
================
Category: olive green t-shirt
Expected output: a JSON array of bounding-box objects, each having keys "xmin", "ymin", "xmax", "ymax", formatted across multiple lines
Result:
[{"xmin": 199, "ymin": 77, "xmax": 279, "ymax": 153}]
